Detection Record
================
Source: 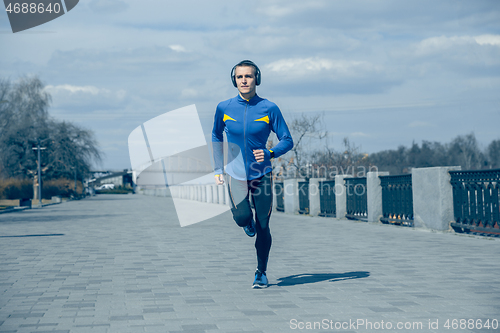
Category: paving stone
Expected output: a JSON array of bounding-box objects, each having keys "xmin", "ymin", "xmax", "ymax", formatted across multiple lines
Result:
[{"xmin": 0, "ymin": 194, "xmax": 499, "ymax": 332}]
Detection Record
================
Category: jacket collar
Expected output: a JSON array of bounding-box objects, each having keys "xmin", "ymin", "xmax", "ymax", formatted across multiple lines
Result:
[{"xmin": 236, "ymin": 93, "xmax": 261, "ymax": 105}]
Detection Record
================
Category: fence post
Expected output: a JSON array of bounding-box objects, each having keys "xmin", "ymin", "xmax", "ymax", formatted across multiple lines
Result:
[
  {"xmin": 284, "ymin": 178, "xmax": 299, "ymax": 214},
  {"xmin": 204, "ymin": 185, "xmax": 210, "ymax": 203},
  {"xmin": 309, "ymin": 178, "xmax": 321, "ymax": 216},
  {"xmin": 217, "ymin": 185, "xmax": 224, "ymax": 205},
  {"xmin": 367, "ymin": 171, "xmax": 389, "ymax": 222},
  {"xmin": 213, "ymin": 185, "xmax": 218, "ymax": 203},
  {"xmin": 412, "ymin": 166, "xmax": 461, "ymax": 230},
  {"xmin": 212, "ymin": 185, "xmax": 218, "ymax": 203},
  {"xmin": 209, "ymin": 185, "xmax": 215, "ymax": 203},
  {"xmin": 335, "ymin": 175, "xmax": 350, "ymax": 219}
]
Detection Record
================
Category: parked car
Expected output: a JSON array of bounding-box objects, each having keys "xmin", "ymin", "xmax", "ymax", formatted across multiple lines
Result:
[{"xmin": 96, "ymin": 184, "xmax": 115, "ymax": 190}]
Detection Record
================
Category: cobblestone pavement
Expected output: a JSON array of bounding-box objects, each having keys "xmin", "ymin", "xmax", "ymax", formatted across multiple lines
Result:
[{"xmin": 0, "ymin": 194, "xmax": 499, "ymax": 333}]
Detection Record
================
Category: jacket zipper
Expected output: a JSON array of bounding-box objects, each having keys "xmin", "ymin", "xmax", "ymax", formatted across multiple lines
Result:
[{"xmin": 243, "ymin": 100, "xmax": 248, "ymax": 178}]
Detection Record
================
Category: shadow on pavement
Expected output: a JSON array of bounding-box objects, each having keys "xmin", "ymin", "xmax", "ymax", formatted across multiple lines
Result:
[
  {"xmin": 274, "ymin": 271, "xmax": 370, "ymax": 287},
  {"xmin": 0, "ymin": 233, "xmax": 65, "ymax": 238},
  {"xmin": 90, "ymin": 195, "xmax": 137, "ymax": 200},
  {"xmin": 0, "ymin": 214, "xmax": 125, "ymax": 224}
]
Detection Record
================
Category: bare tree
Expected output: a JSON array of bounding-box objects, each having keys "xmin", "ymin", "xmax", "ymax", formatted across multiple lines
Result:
[
  {"xmin": 366, "ymin": 132, "xmax": 490, "ymax": 173},
  {"xmin": 0, "ymin": 76, "xmax": 102, "ymax": 182},
  {"xmin": 312, "ymin": 137, "xmax": 370, "ymax": 178},
  {"xmin": 367, "ymin": 145, "xmax": 408, "ymax": 175},
  {"xmin": 46, "ymin": 120, "xmax": 101, "ymax": 179},
  {"xmin": 448, "ymin": 133, "xmax": 485, "ymax": 170},
  {"xmin": 487, "ymin": 139, "xmax": 500, "ymax": 169},
  {"xmin": 287, "ymin": 113, "xmax": 327, "ymax": 178},
  {"xmin": 0, "ymin": 76, "xmax": 51, "ymax": 178}
]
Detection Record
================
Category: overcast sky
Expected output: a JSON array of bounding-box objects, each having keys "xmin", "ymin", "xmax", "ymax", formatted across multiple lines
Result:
[{"xmin": 1, "ymin": 0, "xmax": 499, "ymax": 171}]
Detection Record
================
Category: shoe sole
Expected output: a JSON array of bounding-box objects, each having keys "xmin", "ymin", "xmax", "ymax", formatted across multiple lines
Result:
[{"xmin": 252, "ymin": 284, "xmax": 268, "ymax": 289}]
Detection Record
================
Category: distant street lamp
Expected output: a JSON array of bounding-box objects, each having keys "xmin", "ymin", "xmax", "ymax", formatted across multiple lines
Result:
[
  {"xmin": 70, "ymin": 166, "xmax": 77, "ymax": 195},
  {"xmin": 32, "ymin": 139, "xmax": 47, "ymax": 206}
]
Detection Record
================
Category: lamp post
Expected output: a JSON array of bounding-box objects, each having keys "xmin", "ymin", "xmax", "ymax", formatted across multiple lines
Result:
[
  {"xmin": 69, "ymin": 166, "xmax": 78, "ymax": 196},
  {"xmin": 32, "ymin": 139, "xmax": 46, "ymax": 206}
]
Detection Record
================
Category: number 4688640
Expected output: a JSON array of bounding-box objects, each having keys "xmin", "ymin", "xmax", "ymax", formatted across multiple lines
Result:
[
  {"xmin": 444, "ymin": 319, "xmax": 498, "ymax": 330},
  {"xmin": 5, "ymin": 2, "xmax": 61, "ymax": 14}
]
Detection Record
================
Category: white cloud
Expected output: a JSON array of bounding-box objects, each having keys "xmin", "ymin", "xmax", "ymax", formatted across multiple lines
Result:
[
  {"xmin": 474, "ymin": 34, "xmax": 500, "ymax": 46},
  {"xmin": 266, "ymin": 57, "xmax": 375, "ymax": 76},
  {"xmin": 44, "ymin": 84, "xmax": 127, "ymax": 109},
  {"xmin": 416, "ymin": 36, "xmax": 472, "ymax": 54},
  {"xmin": 45, "ymin": 84, "xmax": 126, "ymax": 99},
  {"xmin": 416, "ymin": 34, "xmax": 500, "ymax": 55},
  {"xmin": 169, "ymin": 45, "xmax": 187, "ymax": 53},
  {"xmin": 46, "ymin": 84, "xmax": 103, "ymax": 95}
]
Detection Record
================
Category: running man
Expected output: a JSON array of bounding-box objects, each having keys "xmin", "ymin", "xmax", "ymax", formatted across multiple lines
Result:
[{"xmin": 212, "ymin": 60, "xmax": 293, "ymax": 288}]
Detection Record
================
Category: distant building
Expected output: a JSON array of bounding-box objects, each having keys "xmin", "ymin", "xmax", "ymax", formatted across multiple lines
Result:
[{"xmin": 89, "ymin": 170, "xmax": 134, "ymax": 189}]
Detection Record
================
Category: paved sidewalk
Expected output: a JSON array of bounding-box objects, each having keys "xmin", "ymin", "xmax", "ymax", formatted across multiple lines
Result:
[{"xmin": 0, "ymin": 194, "xmax": 499, "ymax": 333}]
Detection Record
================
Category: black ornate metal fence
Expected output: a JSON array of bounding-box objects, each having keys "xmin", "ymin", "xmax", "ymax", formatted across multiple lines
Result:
[
  {"xmin": 449, "ymin": 169, "xmax": 500, "ymax": 234},
  {"xmin": 379, "ymin": 174, "xmax": 414, "ymax": 227},
  {"xmin": 345, "ymin": 177, "xmax": 367, "ymax": 221},
  {"xmin": 319, "ymin": 180, "xmax": 336, "ymax": 217},
  {"xmin": 275, "ymin": 182, "xmax": 285, "ymax": 212},
  {"xmin": 298, "ymin": 181, "xmax": 309, "ymax": 214}
]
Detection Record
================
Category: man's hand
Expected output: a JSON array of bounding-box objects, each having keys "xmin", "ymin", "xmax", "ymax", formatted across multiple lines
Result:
[
  {"xmin": 215, "ymin": 174, "xmax": 224, "ymax": 185},
  {"xmin": 253, "ymin": 149, "xmax": 265, "ymax": 163}
]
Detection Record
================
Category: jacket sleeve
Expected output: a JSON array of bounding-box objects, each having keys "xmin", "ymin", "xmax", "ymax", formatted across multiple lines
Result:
[
  {"xmin": 211, "ymin": 104, "xmax": 225, "ymax": 174},
  {"xmin": 269, "ymin": 104, "xmax": 293, "ymax": 158}
]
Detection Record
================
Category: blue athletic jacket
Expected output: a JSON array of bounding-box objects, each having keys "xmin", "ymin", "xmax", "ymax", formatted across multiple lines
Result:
[{"xmin": 212, "ymin": 94, "xmax": 293, "ymax": 180}]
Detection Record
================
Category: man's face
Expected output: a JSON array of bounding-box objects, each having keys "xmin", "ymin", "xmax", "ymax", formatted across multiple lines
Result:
[{"xmin": 234, "ymin": 65, "xmax": 256, "ymax": 97}]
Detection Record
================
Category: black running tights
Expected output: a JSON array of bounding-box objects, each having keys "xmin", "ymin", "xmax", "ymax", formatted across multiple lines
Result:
[{"xmin": 227, "ymin": 172, "xmax": 273, "ymax": 272}]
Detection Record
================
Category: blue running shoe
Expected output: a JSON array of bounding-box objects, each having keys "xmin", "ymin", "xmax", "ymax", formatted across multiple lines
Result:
[
  {"xmin": 252, "ymin": 269, "xmax": 268, "ymax": 289},
  {"xmin": 244, "ymin": 220, "xmax": 256, "ymax": 237}
]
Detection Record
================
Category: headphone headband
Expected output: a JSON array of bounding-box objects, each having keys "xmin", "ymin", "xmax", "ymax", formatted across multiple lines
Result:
[{"xmin": 231, "ymin": 60, "xmax": 261, "ymax": 87}]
